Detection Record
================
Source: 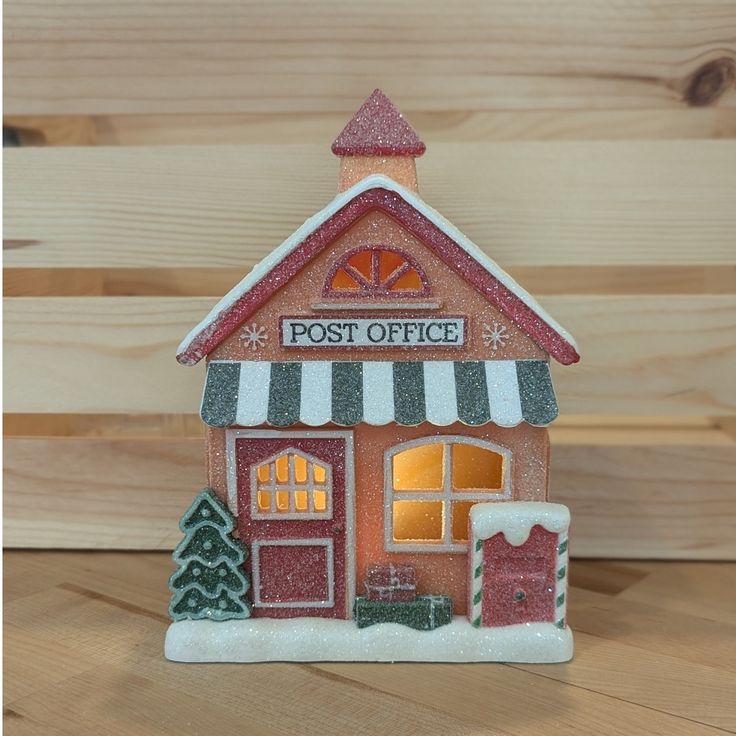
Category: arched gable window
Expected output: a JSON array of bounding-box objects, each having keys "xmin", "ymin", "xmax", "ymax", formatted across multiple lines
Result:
[
  {"xmin": 385, "ymin": 437, "xmax": 511, "ymax": 552},
  {"xmin": 251, "ymin": 448, "xmax": 332, "ymax": 519},
  {"xmin": 324, "ymin": 247, "xmax": 429, "ymax": 298}
]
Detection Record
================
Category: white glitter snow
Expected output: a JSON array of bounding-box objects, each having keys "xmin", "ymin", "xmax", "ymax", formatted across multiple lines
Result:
[
  {"xmin": 470, "ymin": 501, "xmax": 570, "ymax": 546},
  {"xmin": 165, "ymin": 616, "xmax": 573, "ymax": 663}
]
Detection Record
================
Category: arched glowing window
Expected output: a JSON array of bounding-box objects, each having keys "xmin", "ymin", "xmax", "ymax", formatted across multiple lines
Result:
[
  {"xmin": 251, "ymin": 449, "xmax": 332, "ymax": 519},
  {"xmin": 324, "ymin": 247, "xmax": 429, "ymax": 297},
  {"xmin": 385, "ymin": 437, "xmax": 510, "ymax": 551}
]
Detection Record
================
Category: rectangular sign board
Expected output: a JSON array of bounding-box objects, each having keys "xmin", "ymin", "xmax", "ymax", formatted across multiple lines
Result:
[{"xmin": 281, "ymin": 317, "xmax": 465, "ymax": 348}]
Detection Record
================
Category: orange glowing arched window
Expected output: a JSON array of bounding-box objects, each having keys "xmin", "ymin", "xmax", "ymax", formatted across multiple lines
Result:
[
  {"xmin": 386, "ymin": 438, "xmax": 510, "ymax": 551},
  {"xmin": 324, "ymin": 247, "xmax": 429, "ymax": 298}
]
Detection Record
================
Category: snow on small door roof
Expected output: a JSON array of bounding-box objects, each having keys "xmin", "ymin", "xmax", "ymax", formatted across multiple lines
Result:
[
  {"xmin": 470, "ymin": 502, "xmax": 570, "ymax": 546},
  {"xmin": 177, "ymin": 175, "xmax": 579, "ymax": 366}
]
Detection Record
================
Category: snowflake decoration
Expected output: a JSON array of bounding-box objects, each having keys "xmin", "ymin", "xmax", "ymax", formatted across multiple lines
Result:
[
  {"xmin": 482, "ymin": 322, "xmax": 510, "ymax": 351},
  {"xmin": 240, "ymin": 323, "xmax": 268, "ymax": 351}
]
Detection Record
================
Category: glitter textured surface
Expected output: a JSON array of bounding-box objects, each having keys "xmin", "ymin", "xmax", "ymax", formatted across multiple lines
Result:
[
  {"xmin": 171, "ymin": 93, "xmax": 578, "ymax": 663},
  {"xmin": 338, "ymin": 156, "xmax": 417, "ymax": 191},
  {"xmin": 354, "ymin": 595, "xmax": 452, "ymax": 630},
  {"xmin": 165, "ymin": 617, "xmax": 573, "ymax": 662},
  {"xmin": 365, "ymin": 563, "xmax": 417, "ymax": 602},
  {"xmin": 468, "ymin": 503, "xmax": 570, "ymax": 629},
  {"xmin": 177, "ymin": 177, "xmax": 579, "ymax": 366},
  {"xmin": 332, "ymin": 89, "xmax": 426, "ymax": 157},
  {"xmin": 478, "ymin": 526, "xmax": 557, "ymax": 627},
  {"xmin": 199, "ymin": 359, "xmax": 558, "ymax": 428},
  {"xmin": 169, "ymin": 489, "xmax": 251, "ymax": 622},
  {"xmin": 470, "ymin": 501, "xmax": 570, "ymax": 545}
]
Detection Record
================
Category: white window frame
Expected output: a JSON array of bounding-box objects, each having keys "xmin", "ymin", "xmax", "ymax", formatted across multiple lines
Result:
[
  {"xmin": 249, "ymin": 447, "xmax": 333, "ymax": 520},
  {"xmin": 251, "ymin": 538, "xmax": 335, "ymax": 608},
  {"xmin": 384, "ymin": 435, "xmax": 512, "ymax": 553}
]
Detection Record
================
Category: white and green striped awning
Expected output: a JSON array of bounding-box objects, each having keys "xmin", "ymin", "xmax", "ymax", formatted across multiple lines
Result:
[
  {"xmin": 201, "ymin": 360, "xmax": 558, "ymax": 429},
  {"xmin": 201, "ymin": 360, "xmax": 558, "ymax": 428}
]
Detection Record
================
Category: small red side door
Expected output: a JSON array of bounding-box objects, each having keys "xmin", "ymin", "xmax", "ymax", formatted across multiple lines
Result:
[
  {"xmin": 235, "ymin": 434, "xmax": 350, "ymax": 619},
  {"xmin": 482, "ymin": 525, "xmax": 557, "ymax": 627}
]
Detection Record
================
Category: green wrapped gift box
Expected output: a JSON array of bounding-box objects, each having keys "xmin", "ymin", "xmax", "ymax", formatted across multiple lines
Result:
[{"xmin": 354, "ymin": 595, "xmax": 453, "ymax": 630}]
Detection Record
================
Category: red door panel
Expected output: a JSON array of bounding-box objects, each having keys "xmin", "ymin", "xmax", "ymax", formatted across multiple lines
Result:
[
  {"xmin": 236, "ymin": 435, "xmax": 348, "ymax": 619},
  {"xmin": 256, "ymin": 541, "xmax": 333, "ymax": 606},
  {"xmin": 482, "ymin": 525, "xmax": 557, "ymax": 627}
]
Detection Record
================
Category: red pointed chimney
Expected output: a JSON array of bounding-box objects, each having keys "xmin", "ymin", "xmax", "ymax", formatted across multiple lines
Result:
[{"xmin": 332, "ymin": 90, "xmax": 425, "ymax": 192}]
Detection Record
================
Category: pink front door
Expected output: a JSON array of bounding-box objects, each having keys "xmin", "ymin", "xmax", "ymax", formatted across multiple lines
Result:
[
  {"xmin": 235, "ymin": 433, "xmax": 352, "ymax": 619},
  {"xmin": 482, "ymin": 525, "xmax": 557, "ymax": 627}
]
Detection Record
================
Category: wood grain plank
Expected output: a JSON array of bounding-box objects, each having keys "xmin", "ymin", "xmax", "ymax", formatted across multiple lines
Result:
[
  {"xmin": 5, "ymin": 141, "xmax": 736, "ymax": 269},
  {"xmin": 8, "ymin": 109, "xmax": 736, "ymax": 147},
  {"xmin": 5, "ymin": 428, "xmax": 734, "ymax": 557},
  {"xmin": 8, "ymin": 661, "xmax": 507, "ymax": 736},
  {"xmin": 570, "ymin": 581, "xmax": 736, "ymax": 673},
  {"xmin": 3, "ymin": 550, "xmax": 171, "ymax": 612},
  {"xmin": 7, "ymin": 665, "xmax": 285, "ymax": 736},
  {"xmin": 2, "ymin": 709, "xmax": 66, "ymax": 736},
  {"xmin": 4, "ymin": 1, "xmax": 736, "ymax": 115},
  {"xmin": 3, "ymin": 623, "xmax": 101, "ymax": 704},
  {"xmin": 2, "ymin": 412, "xmax": 726, "ymax": 438},
  {"xmin": 519, "ymin": 632, "xmax": 736, "ymax": 731},
  {"xmin": 553, "ymin": 441, "xmax": 736, "ymax": 559},
  {"xmin": 2, "ymin": 412, "xmax": 205, "ymax": 438},
  {"xmin": 4, "ymin": 115, "xmax": 97, "ymax": 146},
  {"xmin": 5, "ymin": 552, "xmax": 734, "ymax": 734},
  {"xmin": 90, "ymin": 108, "xmax": 736, "ymax": 144},
  {"xmin": 4, "ymin": 295, "xmax": 735, "ymax": 415},
  {"xmin": 4, "ymin": 581, "xmax": 502, "ymax": 736},
  {"xmin": 314, "ymin": 570, "xmax": 736, "ymax": 730},
  {"xmin": 4, "ymin": 584, "xmax": 165, "ymax": 671},
  {"xmin": 617, "ymin": 561, "xmax": 736, "ymax": 625},
  {"xmin": 317, "ymin": 653, "xmax": 732, "ymax": 735},
  {"xmin": 3, "ymin": 438, "xmax": 205, "ymax": 550},
  {"xmin": 6, "ymin": 265, "xmax": 736, "ymax": 298}
]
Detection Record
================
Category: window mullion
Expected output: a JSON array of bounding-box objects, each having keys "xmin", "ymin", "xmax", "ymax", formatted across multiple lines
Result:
[
  {"xmin": 307, "ymin": 460, "xmax": 315, "ymax": 513},
  {"xmin": 443, "ymin": 443, "xmax": 452, "ymax": 547},
  {"xmin": 288, "ymin": 453, "xmax": 296, "ymax": 512},
  {"xmin": 392, "ymin": 491, "xmax": 443, "ymax": 500},
  {"xmin": 268, "ymin": 462, "xmax": 275, "ymax": 512},
  {"xmin": 252, "ymin": 453, "xmax": 333, "ymax": 518}
]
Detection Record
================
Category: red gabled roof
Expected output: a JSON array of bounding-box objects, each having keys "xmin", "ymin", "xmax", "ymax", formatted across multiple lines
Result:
[
  {"xmin": 331, "ymin": 89, "xmax": 426, "ymax": 157},
  {"xmin": 177, "ymin": 177, "xmax": 579, "ymax": 366}
]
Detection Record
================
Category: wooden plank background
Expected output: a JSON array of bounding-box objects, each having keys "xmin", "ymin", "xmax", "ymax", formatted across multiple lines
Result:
[
  {"xmin": 5, "ymin": 553, "xmax": 735, "ymax": 734},
  {"xmin": 6, "ymin": 142, "xmax": 736, "ymax": 268},
  {"xmin": 5, "ymin": 426, "xmax": 736, "ymax": 557},
  {"xmin": 4, "ymin": 293, "xmax": 736, "ymax": 416},
  {"xmin": 5, "ymin": 0, "xmax": 736, "ymax": 116},
  {"xmin": 4, "ymin": 0, "xmax": 736, "ymax": 558}
]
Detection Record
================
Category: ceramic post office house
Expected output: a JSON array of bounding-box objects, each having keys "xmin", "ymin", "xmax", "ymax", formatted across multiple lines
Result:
[{"xmin": 166, "ymin": 91, "xmax": 579, "ymax": 663}]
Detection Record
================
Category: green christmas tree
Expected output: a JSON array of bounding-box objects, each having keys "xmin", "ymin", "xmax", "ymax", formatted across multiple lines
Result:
[{"xmin": 168, "ymin": 488, "xmax": 252, "ymax": 621}]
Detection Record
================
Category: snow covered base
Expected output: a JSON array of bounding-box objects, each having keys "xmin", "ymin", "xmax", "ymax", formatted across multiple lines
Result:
[{"xmin": 165, "ymin": 616, "xmax": 573, "ymax": 663}]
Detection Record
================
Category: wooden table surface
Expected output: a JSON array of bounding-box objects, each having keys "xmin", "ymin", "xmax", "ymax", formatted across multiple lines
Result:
[{"xmin": 4, "ymin": 552, "xmax": 735, "ymax": 735}]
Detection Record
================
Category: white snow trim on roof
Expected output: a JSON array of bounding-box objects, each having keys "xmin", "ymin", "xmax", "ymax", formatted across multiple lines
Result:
[
  {"xmin": 177, "ymin": 174, "xmax": 577, "ymax": 359},
  {"xmin": 470, "ymin": 501, "xmax": 570, "ymax": 546},
  {"xmin": 165, "ymin": 617, "xmax": 573, "ymax": 663}
]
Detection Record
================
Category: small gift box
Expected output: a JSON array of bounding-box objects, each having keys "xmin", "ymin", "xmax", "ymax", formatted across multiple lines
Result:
[{"xmin": 365, "ymin": 564, "xmax": 417, "ymax": 602}]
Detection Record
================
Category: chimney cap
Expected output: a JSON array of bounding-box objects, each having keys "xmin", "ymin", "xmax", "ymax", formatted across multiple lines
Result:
[{"xmin": 331, "ymin": 89, "xmax": 426, "ymax": 157}]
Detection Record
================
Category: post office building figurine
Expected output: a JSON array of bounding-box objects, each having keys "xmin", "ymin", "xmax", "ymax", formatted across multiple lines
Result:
[{"xmin": 166, "ymin": 90, "xmax": 579, "ymax": 663}]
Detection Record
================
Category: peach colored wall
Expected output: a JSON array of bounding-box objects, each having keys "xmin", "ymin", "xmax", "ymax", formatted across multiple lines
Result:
[
  {"xmin": 338, "ymin": 156, "xmax": 418, "ymax": 191},
  {"xmin": 203, "ymin": 206, "xmax": 552, "ymax": 616},
  {"xmin": 206, "ymin": 422, "xmax": 548, "ymax": 615},
  {"xmin": 209, "ymin": 210, "xmax": 546, "ymax": 364}
]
